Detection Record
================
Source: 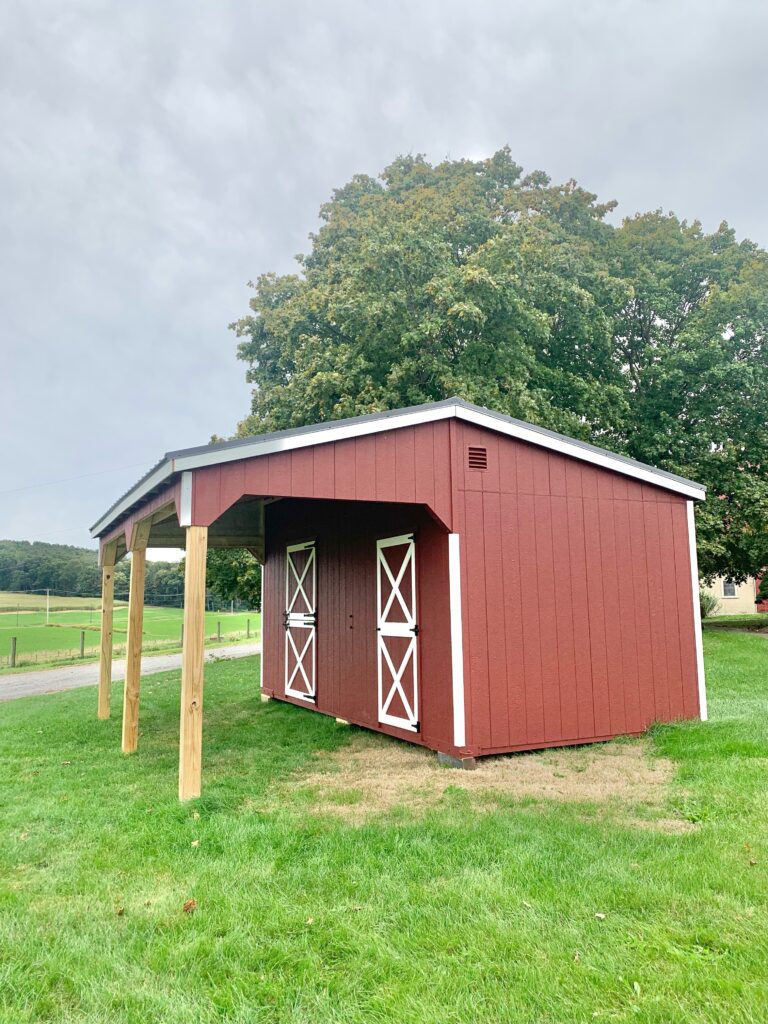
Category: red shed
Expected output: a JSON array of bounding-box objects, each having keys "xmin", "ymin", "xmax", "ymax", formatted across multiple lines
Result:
[{"xmin": 90, "ymin": 398, "xmax": 707, "ymax": 798}]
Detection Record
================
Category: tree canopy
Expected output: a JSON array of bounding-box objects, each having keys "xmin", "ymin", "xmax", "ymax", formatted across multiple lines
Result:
[
  {"xmin": 232, "ymin": 149, "xmax": 768, "ymax": 580},
  {"xmin": 204, "ymin": 549, "xmax": 261, "ymax": 610}
]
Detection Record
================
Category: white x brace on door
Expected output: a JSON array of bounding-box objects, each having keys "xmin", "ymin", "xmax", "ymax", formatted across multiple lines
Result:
[
  {"xmin": 284, "ymin": 540, "xmax": 316, "ymax": 702},
  {"xmin": 377, "ymin": 534, "xmax": 419, "ymax": 732}
]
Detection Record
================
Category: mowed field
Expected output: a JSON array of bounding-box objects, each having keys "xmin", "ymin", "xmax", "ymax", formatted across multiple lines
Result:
[
  {"xmin": 0, "ymin": 632, "xmax": 767, "ymax": 1022},
  {"xmin": 0, "ymin": 593, "xmax": 260, "ymax": 667},
  {"xmin": 0, "ymin": 592, "xmax": 120, "ymax": 613}
]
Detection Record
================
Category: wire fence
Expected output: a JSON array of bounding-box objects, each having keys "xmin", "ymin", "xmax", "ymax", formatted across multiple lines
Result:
[
  {"xmin": 0, "ymin": 587, "xmax": 250, "ymax": 613},
  {"xmin": 0, "ymin": 590, "xmax": 260, "ymax": 670}
]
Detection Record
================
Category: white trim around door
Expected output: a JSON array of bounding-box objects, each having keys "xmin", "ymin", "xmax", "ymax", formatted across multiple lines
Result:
[
  {"xmin": 376, "ymin": 534, "xmax": 419, "ymax": 732},
  {"xmin": 284, "ymin": 540, "xmax": 317, "ymax": 702}
]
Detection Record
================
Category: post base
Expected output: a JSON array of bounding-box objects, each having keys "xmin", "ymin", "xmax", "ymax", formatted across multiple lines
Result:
[{"xmin": 437, "ymin": 752, "xmax": 477, "ymax": 770}]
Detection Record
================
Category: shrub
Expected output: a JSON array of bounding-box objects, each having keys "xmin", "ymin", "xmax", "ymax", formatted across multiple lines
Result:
[{"xmin": 699, "ymin": 589, "xmax": 720, "ymax": 619}]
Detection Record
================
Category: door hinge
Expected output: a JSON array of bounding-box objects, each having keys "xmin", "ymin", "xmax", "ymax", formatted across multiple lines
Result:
[{"xmin": 411, "ymin": 624, "xmax": 420, "ymax": 636}]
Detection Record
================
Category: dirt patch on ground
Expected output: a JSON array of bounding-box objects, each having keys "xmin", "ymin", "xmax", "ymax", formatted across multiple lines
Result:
[{"xmin": 284, "ymin": 731, "xmax": 692, "ymax": 832}]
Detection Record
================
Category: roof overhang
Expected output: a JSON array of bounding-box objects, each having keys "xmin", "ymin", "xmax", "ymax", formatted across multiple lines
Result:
[{"xmin": 90, "ymin": 399, "xmax": 706, "ymax": 538}]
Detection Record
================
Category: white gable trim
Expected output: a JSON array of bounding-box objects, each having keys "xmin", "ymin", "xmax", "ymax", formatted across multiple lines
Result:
[
  {"xmin": 173, "ymin": 407, "xmax": 456, "ymax": 471},
  {"xmin": 456, "ymin": 408, "xmax": 705, "ymax": 500},
  {"xmin": 91, "ymin": 403, "xmax": 704, "ymax": 537},
  {"xmin": 172, "ymin": 404, "xmax": 704, "ymax": 499}
]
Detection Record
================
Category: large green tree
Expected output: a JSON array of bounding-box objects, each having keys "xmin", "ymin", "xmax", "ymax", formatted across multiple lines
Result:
[
  {"xmin": 205, "ymin": 550, "xmax": 261, "ymax": 610},
  {"xmin": 232, "ymin": 150, "xmax": 768, "ymax": 580}
]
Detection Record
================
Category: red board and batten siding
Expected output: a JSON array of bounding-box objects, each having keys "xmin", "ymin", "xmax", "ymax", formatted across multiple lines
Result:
[
  {"xmin": 189, "ymin": 422, "xmax": 454, "ymax": 530},
  {"xmin": 261, "ymin": 499, "xmax": 456, "ymax": 755},
  {"xmin": 452, "ymin": 422, "xmax": 701, "ymax": 756},
  {"xmin": 186, "ymin": 421, "xmax": 460, "ymax": 744},
  {"xmin": 176, "ymin": 412, "xmax": 699, "ymax": 759}
]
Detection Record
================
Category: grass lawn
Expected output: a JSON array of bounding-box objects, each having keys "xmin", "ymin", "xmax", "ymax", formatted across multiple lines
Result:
[
  {"xmin": 0, "ymin": 607, "xmax": 261, "ymax": 668},
  {"xmin": 0, "ymin": 592, "xmax": 119, "ymax": 613},
  {"xmin": 703, "ymin": 613, "xmax": 768, "ymax": 632},
  {"xmin": 1, "ymin": 632, "xmax": 766, "ymax": 1022}
]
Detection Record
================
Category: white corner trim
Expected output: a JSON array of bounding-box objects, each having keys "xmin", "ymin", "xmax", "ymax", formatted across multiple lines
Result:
[
  {"xmin": 259, "ymin": 573, "xmax": 265, "ymax": 694},
  {"xmin": 687, "ymin": 500, "xmax": 708, "ymax": 721},
  {"xmin": 448, "ymin": 533, "xmax": 467, "ymax": 747},
  {"xmin": 178, "ymin": 471, "xmax": 193, "ymax": 527}
]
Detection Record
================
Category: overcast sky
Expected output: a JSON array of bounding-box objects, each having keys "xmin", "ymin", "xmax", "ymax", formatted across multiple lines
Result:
[{"xmin": 2, "ymin": 0, "xmax": 766, "ymax": 556}]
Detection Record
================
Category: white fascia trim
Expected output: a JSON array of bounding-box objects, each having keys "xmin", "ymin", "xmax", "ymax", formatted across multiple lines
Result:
[
  {"xmin": 89, "ymin": 461, "xmax": 174, "ymax": 538},
  {"xmin": 92, "ymin": 401, "xmax": 705, "ymax": 537},
  {"xmin": 173, "ymin": 404, "xmax": 704, "ymax": 499},
  {"xmin": 448, "ymin": 533, "xmax": 467, "ymax": 748},
  {"xmin": 687, "ymin": 500, "xmax": 708, "ymax": 721},
  {"xmin": 174, "ymin": 406, "xmax": 456, "ymax": 471},
  {"xmin": 178, "ymin": 471, "xmax": 193, "ymax": 527},
  {"xmin": 457, "ymin": 408, "xmax": 707, "ymax": 500}
]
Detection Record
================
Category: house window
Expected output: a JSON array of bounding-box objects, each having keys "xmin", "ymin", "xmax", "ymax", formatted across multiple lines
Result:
[{"xmin": 722, "ymin": 580, "xmax": 737, "ymax": 599}]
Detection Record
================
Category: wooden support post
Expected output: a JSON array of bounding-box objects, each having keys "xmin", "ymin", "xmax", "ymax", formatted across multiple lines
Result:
[
  {"xmin": 97, "ymin": 544, "xmax": 117, "ymax": 720},
  {"xmin": 79, "ymin": 630, "xmax": 85, "ymax": 659},
  {"xmin": 121, "ymin": 523, "xmax": 151, "ymax": 753},
  {"xmin": 10, "ymin": 637, "xmax": 16, "ymax": 669},
  {"xmin": 179, "ymin": 525, "xmax": 208, "ymax": 801}
]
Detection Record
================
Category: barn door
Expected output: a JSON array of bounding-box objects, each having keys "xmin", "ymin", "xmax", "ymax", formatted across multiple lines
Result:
[
  {"xmin": 284, "ymin": 540, "xmax": 316, "ymax": 702},
  {"xmin": 377, "ymin": 534, "xmax": 419, "ymax": 732}
]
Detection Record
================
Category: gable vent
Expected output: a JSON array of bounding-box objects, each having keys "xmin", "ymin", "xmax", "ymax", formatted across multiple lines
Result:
[{"xmin": 467, "ymin": 446, "xmax": 488, "ymax": 470}]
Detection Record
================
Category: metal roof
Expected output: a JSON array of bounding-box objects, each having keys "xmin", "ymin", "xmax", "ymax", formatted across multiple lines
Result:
[{"xmin": 90, "ymin": 397, "xmax": 706, "ymax": 537}]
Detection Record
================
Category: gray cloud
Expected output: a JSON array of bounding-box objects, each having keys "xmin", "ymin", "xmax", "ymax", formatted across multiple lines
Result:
[{"xmin": 1, "ymin": 0, "xmax": 766, "ymax": 551}]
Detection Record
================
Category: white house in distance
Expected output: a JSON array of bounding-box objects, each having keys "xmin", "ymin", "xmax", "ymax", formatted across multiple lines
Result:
[{"xmin": 701, "ymin": 576, "xmax": 761, "ymax": 616}]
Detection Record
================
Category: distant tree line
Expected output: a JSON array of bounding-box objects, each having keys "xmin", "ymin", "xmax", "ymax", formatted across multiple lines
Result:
[
  {"xmin": 0, "ymin": 539, "xmax": 261, "ymax": 610},
  {"xmin": 0, "ymin": 540, "xmax": 183, "ymax": 605}
]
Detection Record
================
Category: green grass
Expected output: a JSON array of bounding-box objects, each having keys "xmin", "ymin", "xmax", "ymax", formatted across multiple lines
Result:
[
  {"xmin": 0, "ymin": 607, "xmax": 261, "ymax": 668},
  {"xmin": 0, "ymin": 633, "xmax": 767, "ymax": 1022},
  {"xmin": 0, "ymin": 592, "xmax": 120, "ymax": 613},
  {"xmin": 702, "ymin": 612, "xmax": 768, "ymax": 631}
]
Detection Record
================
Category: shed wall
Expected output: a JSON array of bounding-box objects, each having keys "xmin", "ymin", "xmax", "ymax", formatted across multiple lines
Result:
[
  {"xmin": 191, "ymin": 421, "xmax": 453, "ymax": 529},
  {"xmin": 261, "ymin": 499, "xmax": 458, "ymax": 755},
  {"xmin": 453, "ymin": 422, "xmax": 701, "ymax": 755}
]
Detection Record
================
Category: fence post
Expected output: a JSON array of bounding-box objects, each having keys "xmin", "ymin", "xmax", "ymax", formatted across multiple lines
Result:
[
  {"xmin": 80, "ymin": 630, "xmax": 85, "ymax": 659},
  {"xmin": 10, "ymin": 637, "xmax": 16, "ymax": 669},
  {"xmin": 217, "ymin": 620, "xmax": 221, "ymax": 642},
  {"xmin": 180, "ymin": 623, "xmax": 184, "ymax": 647},
  {"xmin": 246, "ymin": 618, "xmax": 250, "ymax": 639}
]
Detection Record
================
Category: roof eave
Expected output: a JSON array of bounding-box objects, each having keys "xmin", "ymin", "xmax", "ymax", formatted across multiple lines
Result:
[
  {"xmin": 90, "ymin": 400, "xmax": 706, "ymax": 539},
  {"xmin": 89, "ymin": 458, "xmax": 176, "ymax": 538}
]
